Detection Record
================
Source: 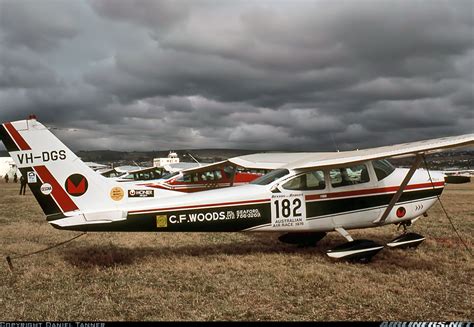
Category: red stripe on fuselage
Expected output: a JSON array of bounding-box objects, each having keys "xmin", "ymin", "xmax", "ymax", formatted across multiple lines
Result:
[
  {"xmin": 4, "ymin": 122, "xmax": 31, "ymax": 150},
  {"xmin": 129, "ymin": 198, "xmax": 271, "ymax": 214},
  {"xmin": 305, "ymin": 182, "xmax": 445, "ymax": 201},
  {"xmin": 34, "ymin": 166, "xmax": 79, "ymax": 213},
  {"xmin": 129, "ymin": 182, "xmax": 444, "ymax": 215}
]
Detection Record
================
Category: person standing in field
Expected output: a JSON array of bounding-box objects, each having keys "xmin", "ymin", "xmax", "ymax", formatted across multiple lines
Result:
[
  {"xmin": 13, "ymin": 173, "xmax": 18, "ymax": 183},
  {"xmin": 4, "ymin": 174, "xmax": 9, "ymax": 183},
  {"xmin": 19, "ymin": 175, "xmax": 27, "ymax": 195}
]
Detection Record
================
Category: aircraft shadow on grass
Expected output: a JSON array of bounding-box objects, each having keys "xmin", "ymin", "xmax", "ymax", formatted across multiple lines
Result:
[{"xmin": 61, "ymin": 233, "xmax": 437, "ymax": 270}]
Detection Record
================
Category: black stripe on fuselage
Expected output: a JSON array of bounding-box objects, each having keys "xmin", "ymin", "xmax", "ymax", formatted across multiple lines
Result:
[
  {"xmin": 305, "ymin": 187, "xmax": 443, "ymax": 219},
  {"xmin": 0, "ymin": 124, "xmax": 19, "ymax": 152},
  {"xmin": 54, "ymin": 202, "xmax": 272, "ymax": 232}
]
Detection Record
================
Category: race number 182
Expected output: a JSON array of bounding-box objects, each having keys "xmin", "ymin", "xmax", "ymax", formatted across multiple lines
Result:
[
  {"xmin": 271, "ymin": 193, "xmax": 306, "ymax": 224},
  {"xmin": 274, "ymin": 198, "xmax": 302, "ymax": 219}
]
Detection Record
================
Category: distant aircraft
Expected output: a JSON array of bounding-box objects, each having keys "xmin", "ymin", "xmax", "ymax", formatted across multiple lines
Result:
[
  {"xmin": 137, "ymin": 162, "xmax": 266, "ymax": 193},
  {"xmin": 100, "ymin": 159, "xmax": 265, "ymax": 192},
  {"xmin": 115, "ymin": 166, "xmax": 166, "ymax": 182},
  {"xmin": 442, "ymin": 169, "xmax": 472, "ymax": 184},
  {"xmin": 1, "ymin": 117, "xmax": 473, "ymax": 262}
]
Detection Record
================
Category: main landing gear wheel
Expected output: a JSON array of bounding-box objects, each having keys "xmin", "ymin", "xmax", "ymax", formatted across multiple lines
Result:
[
  {"xmin": 327, "ymin": 239, "xmax": 384, "ymax": 263},
  {"xmin": 278, "ymin": 232, "xmax": 327, "ymax": 247},
  {"xmin": 326, "ymin": 227, "xmax": 384, "ymax": 263}
]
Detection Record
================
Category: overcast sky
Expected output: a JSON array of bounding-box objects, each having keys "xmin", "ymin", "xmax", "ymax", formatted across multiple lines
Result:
[{"xmin": 0, "ymin": 0, "xmax": 472, "ymax": 152}]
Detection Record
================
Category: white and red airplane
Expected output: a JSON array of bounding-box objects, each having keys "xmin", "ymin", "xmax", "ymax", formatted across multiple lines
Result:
[
  {"xmin": 99, "ymin": 155, "xmax": 265, "ymax": 192},
  {"xmin": 1, "ymin": 117, "xmax": 473, "ymax": 262},
  {"xmin": 136, "ymin": 163, "xmax": 265, "ymax": 193}
]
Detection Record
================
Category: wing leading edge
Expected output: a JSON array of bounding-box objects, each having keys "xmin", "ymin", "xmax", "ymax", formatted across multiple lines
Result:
[{"xmin": 228, "ymin": 133, "xmax": 474, "ymax": 171}]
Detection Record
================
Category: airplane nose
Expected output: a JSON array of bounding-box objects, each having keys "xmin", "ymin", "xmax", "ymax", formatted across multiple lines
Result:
[
  {"xmin": 429, "ymin": 170, "xmax": 446, "ymax": 183},
  {"xmin": 433, "ymin": 171, "xmax": 447, "ymax": 183},
  {"xmin": 416, "ymin": 168, "xmax": 446, "ymax": 184}
]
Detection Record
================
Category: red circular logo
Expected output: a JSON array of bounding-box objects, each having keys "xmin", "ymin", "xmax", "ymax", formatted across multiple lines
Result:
[
  {"xmin": 65, "ymin": 174, "xmax": 88, "ymax": 196},
  {"xmin": 396, "ymin": 207, "xmax": 406, "ymax": 218}
]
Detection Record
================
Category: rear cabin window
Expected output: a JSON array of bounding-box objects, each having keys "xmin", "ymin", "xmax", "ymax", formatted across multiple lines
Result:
[
  {"xmin": 373, "ymin": 160, "xmax": 396, "ymax": 181},
  {"xmin": 181, "ymin": 173, "xmax": 201, "ymax": 183},
  {"xmin": 200, "ymin": 170, "xmax": 223, "ymax": 182},
  {"xmin": 330, "ymin": 164, "xmax": 370, "ymax": 188},
  {"xmin": 282, "ymin": 171, "xmax": 326, "ymax": 191}
]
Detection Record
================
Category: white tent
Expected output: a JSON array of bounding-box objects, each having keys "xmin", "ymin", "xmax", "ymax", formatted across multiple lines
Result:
[{"xmin": 0, "ymin": 157, "xmax": 20, "ymax": 180}]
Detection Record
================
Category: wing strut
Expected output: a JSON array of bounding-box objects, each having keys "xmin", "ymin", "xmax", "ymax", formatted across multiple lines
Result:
[{"xmin": 374, "ymin": 153, "xmax": 423, "ymax": 225}]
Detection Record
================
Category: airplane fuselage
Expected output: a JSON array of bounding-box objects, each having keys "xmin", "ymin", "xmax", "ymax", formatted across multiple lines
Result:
[{"xmin": 48, "ymin": 162, "xmax": 445, "ymax": 233}]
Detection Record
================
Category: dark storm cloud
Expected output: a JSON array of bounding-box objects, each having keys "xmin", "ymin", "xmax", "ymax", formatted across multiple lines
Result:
[
  {"xmin": 88, "ymin": 0, "xmax": 191, "ymax": 31},
  {"xmin": 0, "ymin": 0, "xmax": 472, "ymax": 152},
  {"xmin": 0, "ymin": 0, "xmax": 80, "ymax": 52},
  {"xmin": 0, "ymin": 50, "xmax": 58, "ymax": 89}
]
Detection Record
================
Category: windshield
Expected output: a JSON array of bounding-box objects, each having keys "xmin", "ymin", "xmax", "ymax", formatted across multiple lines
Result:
[
  {"xmin": 250, "ymin": 169, "xmax": 290, "ymax": 185},
  {"xmin": 373, "ymin": 159, "xmax": 396, "ymax": 181}
]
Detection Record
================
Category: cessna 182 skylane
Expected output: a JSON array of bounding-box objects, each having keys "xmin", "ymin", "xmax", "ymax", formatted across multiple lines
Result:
[{"xmin": 1, "ymin": 117, "xmax": 473, "ymax": 262}]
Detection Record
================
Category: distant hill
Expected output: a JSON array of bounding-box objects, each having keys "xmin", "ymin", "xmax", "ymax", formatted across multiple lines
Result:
[{"xmin": 76, "ymin": 149, "xmax": 261, "ymax": 166}]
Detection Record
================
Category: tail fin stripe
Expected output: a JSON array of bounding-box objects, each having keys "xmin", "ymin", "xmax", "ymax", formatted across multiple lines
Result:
[
  {"xmin": 4, "ymin": 122, "xmax": 31, "ymax": 151},
  {"xmin": 0, "ymin": 124, "xmax": 20, "ymax": 152},
  {"xmin": 34, "ymin": 165, "xmax": 79, "ymax": 213}
]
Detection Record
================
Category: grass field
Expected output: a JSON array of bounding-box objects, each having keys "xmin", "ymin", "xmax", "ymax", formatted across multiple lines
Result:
[{"xmin": 0, "ymin": 181, "xmax": 472, "ymax": 321}]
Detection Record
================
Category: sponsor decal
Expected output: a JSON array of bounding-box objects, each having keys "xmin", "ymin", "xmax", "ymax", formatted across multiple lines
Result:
[
  {"xmin": 65, "ymin": 174, "xmax": 88, "ymax": 197},
  {"xmin": 110, "ymin": 187, "xmax": 124, "ymax": 201},
  {"xmin": 168, "ymin": 208, "xmax": 262, "ymax": 224},
  {"xmin": 156, "ymin": 215, "xmax": 167, "ymax": 228},
  {"xmin": 40, "ymin": 183, "xmax": 53, "ymax": 195},
  {"xmin": 128, "ymin": 189, "xmax": 154, "ymax": 198},
  {"xmin": 271, "ymin": 193, "xmax": 307, "ymax": 229},
  {"xmin": 27, "ymin": 171, "xmax": 37, "ymax": 183}
]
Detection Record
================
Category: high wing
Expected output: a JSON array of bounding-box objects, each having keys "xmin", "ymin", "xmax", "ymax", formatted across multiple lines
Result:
[
  {"xmin": 127, "ymin": 166, "xmax": 164, "ymax": 174},
  {"xmin": 229, "ymin": 133, "xmax": 474, "ymax": 170},
  {"xmin": 174, "ymin": 160, "xmax": 230, "ymax": 174}
]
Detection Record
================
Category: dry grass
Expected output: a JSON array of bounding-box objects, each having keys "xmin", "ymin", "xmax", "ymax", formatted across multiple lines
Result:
[{"xmin": 0, "ymin": 181, "xmax": 472, "ymax": 321}]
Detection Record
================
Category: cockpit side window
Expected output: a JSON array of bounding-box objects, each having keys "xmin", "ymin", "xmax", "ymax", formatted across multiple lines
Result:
[
  {"xmin": 282, "ymin": 171, "xmax": 326, "ymax": 191},
  {"xmin": 373, "ymin": 159, "xmax": 396, "ymax": 181},
  {"xmin": 330, "ymin": 164, "xmax": 369, "ymax": 188}
]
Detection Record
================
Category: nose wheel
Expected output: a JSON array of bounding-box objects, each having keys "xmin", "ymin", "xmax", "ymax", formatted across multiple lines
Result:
[
  {"xmin": 387, "ymin": 232, "xmax": 425, "ymax": 249},
  {"xmin": 387, "ymin": 221, "xmax": 425, "ymax": 249}
]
